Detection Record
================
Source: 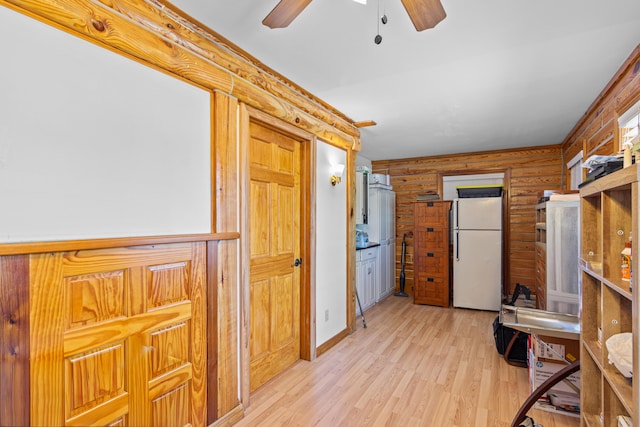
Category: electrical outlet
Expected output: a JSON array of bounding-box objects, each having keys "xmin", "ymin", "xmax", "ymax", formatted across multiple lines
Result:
[{"xmin": 324, "ymin": 309, "xmax": 329, "ymax": 322}]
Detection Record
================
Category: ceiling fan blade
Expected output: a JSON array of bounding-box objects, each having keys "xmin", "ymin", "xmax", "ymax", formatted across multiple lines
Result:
[
  {"xmin": 400, "ymin": 0, "xmax": 446, "ymax": 31},
  {"xmin": 263, "ymin": 0, "xmax": 313, "ymax": 29}
]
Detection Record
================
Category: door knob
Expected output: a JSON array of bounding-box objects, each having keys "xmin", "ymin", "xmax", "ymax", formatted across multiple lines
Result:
[{"xmin": 294, "ymin": 258, "xmax": 302, "ymax": 267}]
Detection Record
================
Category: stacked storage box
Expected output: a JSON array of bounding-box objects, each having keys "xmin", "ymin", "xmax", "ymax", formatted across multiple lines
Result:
[{"xmin": 528, "ymin": 334, "xmax": 581, "ymax": 416}]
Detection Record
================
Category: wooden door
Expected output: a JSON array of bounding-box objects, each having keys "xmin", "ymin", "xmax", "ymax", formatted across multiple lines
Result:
[
  {"xmin": 248, "ymin": 120, "xmax": 302, "ymax": 391},
  {"xmin": 29, "ymin": 242, "xmax": 206, "ymax": 426}
]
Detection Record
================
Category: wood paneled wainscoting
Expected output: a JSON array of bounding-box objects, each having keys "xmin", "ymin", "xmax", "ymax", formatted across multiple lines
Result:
[
  {"xmin": 0, "ymin": 235, "xmax": 238, "ymax": 427},
  {"xmin": 372, "ymin": 145, "xmax": 563, "ymax": 300}
]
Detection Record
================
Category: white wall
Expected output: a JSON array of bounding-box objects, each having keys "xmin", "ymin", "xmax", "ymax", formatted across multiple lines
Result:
[
  {"xmin": 356, "ymin": 154, "xmax": 373, "ymax": 170},
  {"xmin": 443, "ymin": 173, "xmax": 504, "ymax": 200},
  {"xmin": 315, "ymin": 141, "xmax": 348, "ymax": 345},
  {"xmin": 0, "ymin": 6, "xmax": 211, "ymax": 242}
]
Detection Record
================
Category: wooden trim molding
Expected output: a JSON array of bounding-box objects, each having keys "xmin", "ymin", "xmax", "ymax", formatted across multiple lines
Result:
[
  {"xmin": 206, "ymin": 241, "xmax": 219, "ymax": 425},
  {"xmin": 238, "ymin": 103, "xmax": 252, "ymax": 409},
  {"xmin": 0, "ymin": 0, "xmax": 360, "ymax": 153},
  {"xmin": 0, "ymin": 233, "xmax": 239, "ymax": 256},
  {"xmin": 300, "ymin": 137, "xmax": 317, "ymax": 361},
  {"xmin": 347, "ymin": 149, "xmax": 357, "ymax": 333},
  {"xmin": 316, "ymin": 328, "xmax": 349, "ymax": 357}
]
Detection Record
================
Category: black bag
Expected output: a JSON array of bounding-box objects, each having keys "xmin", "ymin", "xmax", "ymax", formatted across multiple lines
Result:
[
  {"xmin": 492, "ymin": 283, "xmax": 530, "ymax": 367},
  {"xmin": 493, "ymin": 314, "xmax": 529, "ymax": 367}
]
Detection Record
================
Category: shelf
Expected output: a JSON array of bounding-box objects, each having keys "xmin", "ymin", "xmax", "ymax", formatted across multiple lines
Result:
[
  {"xmin": 602, "ymin": 365, "xmax": 633, "ymax": 416},
  {"xmin": 585, "ymin": 338, "xmax": 633, "ymax": 415},
  {"xmin": 580, "ymin": 163, "xmax": 638, "ymax": 197},
  {"xmin": 584, "ymin": 339, "xmax": 603, "ymax": 367},
  {"xmin": 580, "ymin": 164, "xmax": 637, "ymax": 426},
  {"xmin": 582, "ymin": 413, "xmax": 601, "ymax": 427},
  {"xmin": 582, "ymin": 262, "xmax": 633, "ymax": 302}
]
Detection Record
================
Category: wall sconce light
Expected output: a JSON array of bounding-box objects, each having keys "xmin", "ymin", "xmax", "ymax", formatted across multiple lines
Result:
[{"xmin": 330, "ymin": 164, "xmax": 345, "ymax": 186}]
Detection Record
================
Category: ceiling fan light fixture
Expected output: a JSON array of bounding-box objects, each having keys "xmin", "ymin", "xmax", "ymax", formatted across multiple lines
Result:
[
  {"xmin": 263, "ymin": 0, "xmax": 313, "ymax": 29},
  {"xmin": 262, "ymin": 0, "xmax": 446, "ymax": 32},
  {"xmin": 400, "ymin": 0, "xmax": 446, "ymax": 31}
]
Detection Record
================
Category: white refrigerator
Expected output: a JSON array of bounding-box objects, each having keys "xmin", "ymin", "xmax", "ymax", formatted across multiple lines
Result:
[{"xmin": 453, "ymin": 197, "xmax": 503, "ymax": 311}]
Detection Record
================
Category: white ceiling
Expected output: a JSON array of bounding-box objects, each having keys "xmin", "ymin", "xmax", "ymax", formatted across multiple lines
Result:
[{"xmin": 168, "ymin": 0, "xmax": 640, "ymax": 161}]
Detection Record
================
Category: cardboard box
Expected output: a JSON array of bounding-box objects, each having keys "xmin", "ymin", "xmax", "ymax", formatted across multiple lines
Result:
[
  {"xmin": 533, "ymin": 334, "xmax": 580, "ymax": 364},
  {"xmin": 528, "ymin": 335, "xmax": 581, "ymax": 415}
]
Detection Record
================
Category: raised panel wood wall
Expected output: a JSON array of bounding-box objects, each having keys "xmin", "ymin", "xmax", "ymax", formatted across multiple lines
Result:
[
  {"xmin": 372, "ymin": 145, "xmax": 563, "ymax": 298},
  {"xmin": 27, "ymin": 242, "xmax": 206, "ymax": 427}
]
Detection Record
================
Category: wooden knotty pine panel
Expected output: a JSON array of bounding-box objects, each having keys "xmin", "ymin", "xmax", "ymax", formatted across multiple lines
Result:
[
  {"xmin": 562, "ymin": 46, "xmax": 640, "ymax": 173},
  {"xmin": 0, "ymin": 255, "xmax": 30, "ymax": 426},
  {"xmin": 372, "ymin": 145, "xmax": 563, "ymax": 298}
]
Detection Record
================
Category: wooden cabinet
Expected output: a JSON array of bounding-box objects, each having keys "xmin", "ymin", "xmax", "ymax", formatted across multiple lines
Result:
[
  {"xmin": 535, "ymin": 199, "xmax": 580, "ymax": 314},
  {"xmin": 580, "ymin": 164, "xmax": 638, "ymax": 426},
  {"xmin": 356, "ymin": 246, "xmax": 378, "ymax": 314},
  {"xmin": 413, "ymin": 201, "xmax": 451, "ymax": 307}
]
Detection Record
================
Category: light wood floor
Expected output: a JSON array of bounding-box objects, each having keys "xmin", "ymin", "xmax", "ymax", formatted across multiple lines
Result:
[{"xmin": 236, "ymin": 296, "xmax": 580, "ymax": 427}]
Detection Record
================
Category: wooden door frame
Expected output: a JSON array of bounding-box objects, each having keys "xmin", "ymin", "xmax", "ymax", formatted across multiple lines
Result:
[{"xmin": 238, "ymin": 104, "xmax": 315, "ymax": 407}]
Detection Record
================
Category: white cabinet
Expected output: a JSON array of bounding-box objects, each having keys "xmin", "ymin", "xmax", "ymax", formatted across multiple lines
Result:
[
  {"xmin": 368, "ymin": 185, "xmax": 394, "ymax": 243},
  {"xmin": 368, "ymin": 185, "xmax": 396, "ymax": 301},
  {"xmin": 356, "ymin": 246, "xmax": 378, "ymax": 315},
  {"xmin": 377, "ymin": 242, "xmax": 395, "ymax": 301}
]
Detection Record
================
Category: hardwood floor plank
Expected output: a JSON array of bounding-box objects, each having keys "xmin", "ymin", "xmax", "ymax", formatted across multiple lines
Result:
[{"xmin": 236, "ymin": 297, "xmax": 580, "ymax": 427}]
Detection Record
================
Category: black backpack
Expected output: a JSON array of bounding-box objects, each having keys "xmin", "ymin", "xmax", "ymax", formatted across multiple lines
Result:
[{"xmin": 492, "ymin": 283, "xmax": 530, "ymax": 367}]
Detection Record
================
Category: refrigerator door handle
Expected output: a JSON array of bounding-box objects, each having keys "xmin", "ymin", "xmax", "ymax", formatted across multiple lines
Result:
[
  {"xmin": 455, "ymin": 230, "xmax": 459, "ymax": 261},
  {"xmin": 455, "ymin": 199, "xmax": 459, "ymax": 229}
]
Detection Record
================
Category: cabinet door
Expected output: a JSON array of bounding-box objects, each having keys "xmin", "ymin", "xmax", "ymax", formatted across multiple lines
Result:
[
  {"xmin": 414, "ymin": 274, "xmax": 448, "ymax": 307},
  {"xmin": 29, "ymin": 243, "xmax": 207, "ymax": 427},
  {"xmin": 388, "ymin": 191, "xmax": 396, "ymax": 242},
  {"xmin": 388, "ymin": 241, "xmax": 396, "ymax": 295},
  {"xmin": 376, "ymin": 243, "xmax": 395, "ymax": 301},
  {"xmin": 415, "ymin": 202, "xmax": 449, "ymax": 227},
  {"xmin": 355, "ymin": 259, "xmax": 364, "ymax": 315},
  {"xmin": 363, "ymin": 258, "xmax": 376, "ymax": 309},
  {"xmin": 376, "ymin": 244, "xmax": 388, "ymax": 302}
]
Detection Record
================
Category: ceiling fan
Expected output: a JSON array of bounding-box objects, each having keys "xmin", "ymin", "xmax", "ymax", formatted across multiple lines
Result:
[{"xmin": 262, "ymin": 0, "xmax": 446, "ymax": 32}]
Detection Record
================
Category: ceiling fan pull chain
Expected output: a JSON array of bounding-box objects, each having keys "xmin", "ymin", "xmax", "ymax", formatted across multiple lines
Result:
[
  {"xmin": 374, "ymin": 0, "xmax": 382, "ymax": 44},
  {"xmin": 381, "ymin": 0, "xmax": 388, "ymax": 24}
]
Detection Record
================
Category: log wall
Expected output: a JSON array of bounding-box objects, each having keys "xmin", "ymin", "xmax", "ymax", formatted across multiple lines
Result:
[
  {"xmin": 561, "ymin": 45, "xmax": 640, "ymax": 177},
  {"xmin": 372, "ymin": 145, "xmax": 563, "ymax": 299}
]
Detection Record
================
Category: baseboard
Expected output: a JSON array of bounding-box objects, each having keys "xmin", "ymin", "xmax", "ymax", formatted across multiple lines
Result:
[
  {"xmin": 207, "ymin": 404, "xmax": 245, "ymax": 427},
  {"xmin": 316, "ymin": 327, "xmax": 350, "ymax": 357}
]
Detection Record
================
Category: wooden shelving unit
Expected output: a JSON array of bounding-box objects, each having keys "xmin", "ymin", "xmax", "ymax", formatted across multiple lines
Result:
[{"xmin": 580, "ymin": 163, "xmax": 638, "ymax": 426}]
